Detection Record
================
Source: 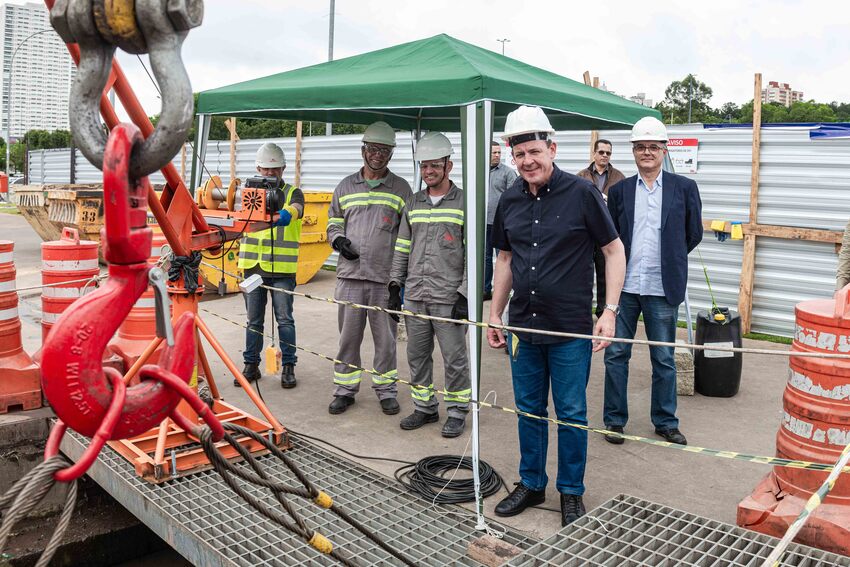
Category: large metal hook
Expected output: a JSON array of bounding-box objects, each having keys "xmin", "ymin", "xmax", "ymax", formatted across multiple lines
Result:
[
  {"xmin": 40, "ymin": 123, "xmax": 196, "ymax": 439},
  {"xmin": 49, "ymin": 0, "xmax": 201, "ymax": 178}
]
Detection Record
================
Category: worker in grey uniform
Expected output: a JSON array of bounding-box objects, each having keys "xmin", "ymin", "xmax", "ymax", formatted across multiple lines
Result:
[
  {"xmin": 389, "ymin": 132, "xmax": 470, "ymax": 438},
  {"xmin": 326, "ymin": 121, "xmax": 413, "ymax": 416}
]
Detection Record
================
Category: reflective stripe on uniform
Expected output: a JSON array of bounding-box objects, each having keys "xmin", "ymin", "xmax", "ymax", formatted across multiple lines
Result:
[
  {"xmin": 444, "ymin": 388, "xmax": 472, "ymax": 403},
  {"xmin": 334, "ymin": 370, "xmax": 362, "ymax": 385},
  {"xmin": 372, "ymin": 369, "xmax": 398, "ymax": 385},
  {"xmin": 408, "ymin": 208, "xmax": 464, "ymax": 226},
  {"xmin": 411, "ymin": 385, "xmax": 435, "ymax": 402},
  {"xmin": 394, "ymin": 237, "xmax": 411, "ymax": 254},
  {"xmin": 339, "ymin": 191, "xmax": 406, "ymax": 213}
]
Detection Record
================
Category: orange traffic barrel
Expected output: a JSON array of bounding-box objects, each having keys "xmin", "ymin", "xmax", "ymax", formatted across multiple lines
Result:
[
  {"xmin": 40, "ymin": 228, "xmax": 99, "ymax": 342},
  {"xmin": 108, "ymin": 233, "xmax": 170, "ymax": 370},
  {"xmin": 0, "ymin": 173, "xmax": 7, "ymax": 196},
  {"xmin": 0, "ymin": 241, "xmax": 41, "ymax": 413},
  {"xmin": 738, "ymin": 285, "xmax": 850, "ymax": 555}
]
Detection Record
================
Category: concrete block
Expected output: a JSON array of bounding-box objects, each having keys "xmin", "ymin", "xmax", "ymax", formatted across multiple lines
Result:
[
  {"xmin": 675, "ymin": 341, "xmax": 694, "ymax": 396},
  {"xmin": 467, "ymin": 534, "xmax": 522, "ymax": 566}
]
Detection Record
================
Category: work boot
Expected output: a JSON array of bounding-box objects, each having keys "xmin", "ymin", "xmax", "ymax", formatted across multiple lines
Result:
[
  {"xmin": 441, "ymin": 417, "xmax": 465, "ymax": 438},
  {"xmin": 328, "ymin": 396, "xmax": 355, "ymax": 415},
  {"xmin": 235, "ymin": 363, "xmax": 261, "ymax": 388},
  {"xmin": 655, "ymin": 428, "xmax": 687, "ymax": 445},
  {"xmin": 494, "ymin": 483, "xmax": 545, "ymax": 517},
  {"xmin": 560, "ymin": 494, "xmax": 586, "ymax": 526},
  {"xmin": 400, "ymin": 410, "xmax": 439, "ymax": 430},
  {"xmin": 604, "ymin": 425, "xmax": 625, "ymax": 445},
  {"xmin": 280, "ymin": 363, "xmax": 296, "ymax": 389},
  {"xmin": 380, "ymin": 398, "xmax": 400, "ymax": 415}
]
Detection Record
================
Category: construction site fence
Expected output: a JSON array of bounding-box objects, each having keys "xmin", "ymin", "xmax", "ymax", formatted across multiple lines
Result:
[{"xmin": 24, "ymin": 125, "xmax": 850, "ymax": 338}]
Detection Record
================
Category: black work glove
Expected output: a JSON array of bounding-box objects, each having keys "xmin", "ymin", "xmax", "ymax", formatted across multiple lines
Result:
[
  {"xmin": 451, "ymin": 293, "xmax": 468, "ymax": 325},
  {"xmin": 332, "ymin": 236, "xmax": 359, "ymax": 261},
  {"xmin": 387, "ymin": 283, "xmax": 402, "ymax": 322}
]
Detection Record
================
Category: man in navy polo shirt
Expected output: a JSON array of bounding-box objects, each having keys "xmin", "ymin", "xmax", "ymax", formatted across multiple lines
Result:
[{"xmin": 487, "ymin": 106, "xmax": 626, "ymax": 526}]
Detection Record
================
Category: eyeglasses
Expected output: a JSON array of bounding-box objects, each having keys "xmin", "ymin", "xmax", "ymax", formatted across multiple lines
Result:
[
  {"xmin": 596, "ymin": 150, "xmax": 612, "ymax": 156},
  {"xmin": 633, "ymin": 144, "xmax": 665, "ymax": 154},
  {"xmin": 420, "ymin": 161, "xmax": 446, "ymax": 171},
  {"xmin": 364, "ymin": 144, "xmax": 392, "ymax": 156}
]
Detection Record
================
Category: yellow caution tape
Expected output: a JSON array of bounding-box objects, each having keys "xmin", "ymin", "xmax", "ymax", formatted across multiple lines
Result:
[
  {"xmin": 313, "ymin": 491, "xmax": 333, "ymax": 509},
  {"xmin": 308, "ymin": 532, "xmax": 333, "ymax": 554},
  {"xmin": 200, "ymin": 308, "xmax": 850, "ymax": 476}
]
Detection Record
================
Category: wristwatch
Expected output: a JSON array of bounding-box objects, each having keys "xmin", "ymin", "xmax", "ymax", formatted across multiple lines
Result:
[{"xmin": 604, "ymin": 304, "xmax": 620, "ymax": 316}]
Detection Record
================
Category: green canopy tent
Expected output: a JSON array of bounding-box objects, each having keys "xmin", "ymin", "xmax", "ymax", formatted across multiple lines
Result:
[{"xmin": 195, "ymin": 33, "xmax": 659, "ymax": 528}]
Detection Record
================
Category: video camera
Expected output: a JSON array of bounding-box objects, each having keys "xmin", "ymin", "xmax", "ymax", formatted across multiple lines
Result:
[{"xmin": 242, "ymin": 175, "xmax": 286, "ymax": 214}]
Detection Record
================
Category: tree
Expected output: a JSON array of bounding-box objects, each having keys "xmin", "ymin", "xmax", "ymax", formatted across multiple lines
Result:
[
  {"xmin": 737, "ymin": 100, "xmax": 838, "ymax": 124},
  {"xmin": 663, "ymin": 74, "xmax": 714, "ymax": 123},
  {"xmin": 717, "ymin": 102, "xmax": 741, "ymax": 123}
]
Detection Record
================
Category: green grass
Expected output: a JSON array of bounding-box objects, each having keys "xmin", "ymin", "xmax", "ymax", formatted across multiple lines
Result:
[{"xmin": 742, "ymin": 332, "xmax": 792, "ymax": 345}]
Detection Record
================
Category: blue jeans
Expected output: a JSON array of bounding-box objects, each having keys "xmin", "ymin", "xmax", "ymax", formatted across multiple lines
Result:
[
  {"xmin": 603, "ymin": 292, "xmax": 679, "ymax": 430},
  {"xmin": 484, "ymin": 224, "xmax": 499, "ymax": 294},
  {"xmin": 244, "ymin": 276, "xmax": 296, "ymax": 366},
  {"xmin": 510, "ymin": 338, "xmax": 592, "ymax": 495}
]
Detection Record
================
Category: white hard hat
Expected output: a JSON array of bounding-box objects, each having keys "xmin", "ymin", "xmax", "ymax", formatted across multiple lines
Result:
[
  {"xmin": 501, "ymin": 105, "xmax": 555, "ymax": 146},
  {"xmin": 630, "ymin": 117, "xmax": 668, "ymax": 143},
  {"xmin": 362, "ymin": 121, "xmax": 397, "ymax": 147},
  {"xmin": 414, "ymin": 132, "xmax": 453, "ymax": 162},
  {"xmin": 256, "ymin": 143, "xmax": 286, "ymax": 168}
]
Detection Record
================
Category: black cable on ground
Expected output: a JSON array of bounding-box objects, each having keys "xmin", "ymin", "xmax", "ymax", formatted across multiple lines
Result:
[
  {"xmin": 288, "ymin": 429, "xmax": 415, "ymax": 466},
  {"xmin": 394, "ymin": 455, "xmax": 502, "ymax": 505}
]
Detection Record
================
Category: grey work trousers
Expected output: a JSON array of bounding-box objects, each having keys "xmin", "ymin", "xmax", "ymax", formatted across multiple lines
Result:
[
  {"xmin": 332, "ymin": 278, "xmax": 398, "ymax": 400},
  {"xmin": 404, "ymin": 299, "xmax": 470, "ymax": 419}
]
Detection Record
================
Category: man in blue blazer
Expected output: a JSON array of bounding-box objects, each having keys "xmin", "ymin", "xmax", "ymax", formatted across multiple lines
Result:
[{"xmin": 603, "ymin": 117, "xmax": 702, "ymax": 446}]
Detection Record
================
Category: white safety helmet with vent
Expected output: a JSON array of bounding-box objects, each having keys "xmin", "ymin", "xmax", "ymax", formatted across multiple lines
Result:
[
  {"xmin": 501, "ymin": 105, "xmax": 556, "ymax": 146},
  {"xmin": 256, "ymin": 143, "xmax": 286, "ymax": 168},
  {"xmin": 414, "ymin": 132, "xmax": 453, "ymax": 162},
  {"xmin": 362, "ymin": 121, "xmax": 397, "ymax": 147},
  {"xmin": 630, "ymin": 116, "xmax": 668, "ymax": 142}
]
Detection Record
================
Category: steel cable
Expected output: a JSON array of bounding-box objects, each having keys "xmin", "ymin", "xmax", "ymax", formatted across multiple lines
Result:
[{"xmin": 394, "ymin": 455, "xmax": 502, "ymax": 505}]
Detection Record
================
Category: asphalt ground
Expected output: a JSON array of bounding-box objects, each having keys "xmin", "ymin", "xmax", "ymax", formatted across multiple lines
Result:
[{"xmin": 4, "ymin": 211, "xmax": 793, "ymax": 542}]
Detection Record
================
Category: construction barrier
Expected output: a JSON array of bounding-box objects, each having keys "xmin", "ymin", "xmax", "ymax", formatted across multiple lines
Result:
[
  {"xmin": 40, "ymin": 227, "xmax": 99, "ymax": 342},
  {"xmin": 34, "ymin": 228, "xmax": 122, "ymax": 373},
  {"xmin": 738, "ymin": 284, "xmax": 850, "ymax": 555},
  {"xmin": 108, "ymin": 232, "xmax": 169, "ymax": 370},
  {"xmin": 0, "ymin": 241, "xmax": 41, "ymax": 413}
]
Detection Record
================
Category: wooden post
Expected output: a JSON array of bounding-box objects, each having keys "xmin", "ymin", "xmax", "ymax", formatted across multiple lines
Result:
[
  {"xmin": 584, "ymin": 72, "xmax": 600, "ymax": 160},
  {"xmin": 294, "ymin": 121, "xmax": 303, "ymax": 187},
  {"xmin": 224, "ymin": 118, "xmax": 238, "ymax": 183},
  {"xmin": 738, "ymin": 73, "xmax": 762, "ymax": 334}
]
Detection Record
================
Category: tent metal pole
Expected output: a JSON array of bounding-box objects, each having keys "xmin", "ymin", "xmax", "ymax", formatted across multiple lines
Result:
[
  {"xmin": 462, "ymin": 100, "xmax": 492, "ymax": 531},
  {"xmin": 191, "ymin": 113, "xmax": 211, "ymax": 193}
]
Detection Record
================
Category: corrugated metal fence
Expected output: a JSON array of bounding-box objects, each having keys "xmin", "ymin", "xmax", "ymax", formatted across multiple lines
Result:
[{"xmin": 27, "ymin": 126, "xmax": 849, "ymax": 337}]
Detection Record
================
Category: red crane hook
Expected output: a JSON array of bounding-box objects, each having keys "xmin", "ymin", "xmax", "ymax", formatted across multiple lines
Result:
[{"xmin": 40, "ymin": 123, "xmax": 196, "ymax": 442}]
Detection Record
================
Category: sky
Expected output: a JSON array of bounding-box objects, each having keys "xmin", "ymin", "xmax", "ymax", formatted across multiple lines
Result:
[{"xmin": 11, "ymin": 0, "xmax": 850, "ymax": 118}]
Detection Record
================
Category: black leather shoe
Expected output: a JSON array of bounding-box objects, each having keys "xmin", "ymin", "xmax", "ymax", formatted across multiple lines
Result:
[
  {"xmin": 328, "ymin": 396, "xmax": 355, "ymax": 414},
  {"xmin": 400, "ymin": 411, "xmax": 438, "ymax": 430},
  {"xmin": 494, "ymin": 483, "xmax": 545, "ymax": 517},
  {"xmin": 280, "ymin": 364, "xmax": 296, "ymax": 389},
  {"xmin": 380, "ymin": 398, "xmax": 400, "ymax": 415},
  {"xmin": 441, "ymin": 417, "xmax": 465, "ymax": 438},
  {"xmin": 604, "ymin": 425, "xmax": 625, "ymax": 445},
  {"xmin": 235, "ymin": 363, "xmax": 261, "ymax": 387},
  {"xmin": 655, "ymin": 428, "xmax": 687, "ymax": 445},
  {"xmin": 560, "ymin": 494, "xmax": 586, "ymax": 526}
]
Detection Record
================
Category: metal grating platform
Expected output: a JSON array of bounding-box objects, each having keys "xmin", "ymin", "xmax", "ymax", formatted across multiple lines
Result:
[
  {"xmin": 505, "ymin": 494, "xmax": 850, "ymax": 566},
  {"xmin": 61, "ymin": 432, "xmax": 535, "ymax": 566}
]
